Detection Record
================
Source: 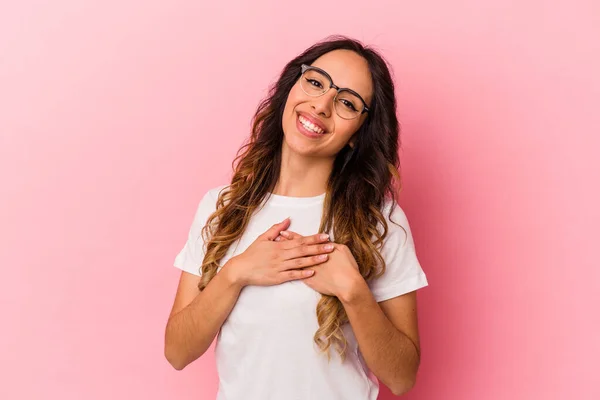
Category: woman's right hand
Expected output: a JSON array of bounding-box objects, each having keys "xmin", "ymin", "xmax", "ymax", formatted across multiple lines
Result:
[{"xmin": 224, "ymin": 217, "xmax": 334, "ymax": 287}]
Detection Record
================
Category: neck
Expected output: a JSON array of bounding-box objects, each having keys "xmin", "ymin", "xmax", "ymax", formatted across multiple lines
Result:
[{"xmin": 271, "ymin": 143, "xmax": 333, "ymax": 197}]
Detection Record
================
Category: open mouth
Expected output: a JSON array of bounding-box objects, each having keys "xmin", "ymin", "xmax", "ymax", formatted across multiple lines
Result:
[{"xmin": 296, "ymin": 113, "xmax": 327, "ymax": 136}]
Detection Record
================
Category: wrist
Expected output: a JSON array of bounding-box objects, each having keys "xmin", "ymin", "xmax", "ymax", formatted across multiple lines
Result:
[
  {"xmin": 222, "ymin": 257, "xmax": 246, "ymax": 289},
  {"xmin": 338, "ymin": 273, "xmax": 369, "ymax": 305}
]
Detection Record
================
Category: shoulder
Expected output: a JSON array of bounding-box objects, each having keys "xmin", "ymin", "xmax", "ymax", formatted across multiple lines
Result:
[
  {"xmin": 382, "ymin": 198, "xmax": 410, "ymax": 223},
  {"xmin": 204, "ymin": 184, "xmax": 229, "ymax": 203},
  {"xmin": 192, "ymin": 184, "xmax": 229, "ymax": 219},
  {"xmin": 380, "ymin": 198, "xmax": 412, "ymax": 244},
  {"xmin": 368, "ymin": 198, "xmax": 428, "ymax": 300}
]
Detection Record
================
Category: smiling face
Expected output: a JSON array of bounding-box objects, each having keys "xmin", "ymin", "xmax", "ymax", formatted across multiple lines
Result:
[{"xmin": 281, "ymin": 49, "xmax": 373, "ymax": 158}]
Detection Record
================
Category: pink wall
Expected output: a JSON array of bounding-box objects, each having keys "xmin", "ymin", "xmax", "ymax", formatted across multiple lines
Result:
[{"xmin": 1, "ymin": 1, "xmax": 598, "ymax": 399}]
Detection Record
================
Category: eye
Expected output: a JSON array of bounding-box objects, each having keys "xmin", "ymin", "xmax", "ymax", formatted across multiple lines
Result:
[
  {"xmin": 306, "ymin": 78, "xmax": 324, "ymax": 89},
  {"xmin": 340, "ymin": 99, "xmax": 358, "ymax": 111}
]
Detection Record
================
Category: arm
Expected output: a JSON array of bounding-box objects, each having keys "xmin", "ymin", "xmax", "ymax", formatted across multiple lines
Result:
[
  {"xmin": 164, "ymin": 264, "xmax": 241, "ymax": 370},
  {"xmin": 339, "ymin": 278, "xmax": 421, "ymax": 396},
  {"xmin": 165, "ymin": 219, "xmax": 332, "ymax": 370}
]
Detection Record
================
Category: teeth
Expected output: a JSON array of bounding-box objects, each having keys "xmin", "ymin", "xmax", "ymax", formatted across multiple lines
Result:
[{"xmin": 299, "ymin": 115, "xmax": 324, "ymax": 134}]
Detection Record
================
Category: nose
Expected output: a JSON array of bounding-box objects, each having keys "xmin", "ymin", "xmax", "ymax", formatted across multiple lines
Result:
[{"xmin": 310, "ymin": 88, "xmax": 336, "ymax": 118}]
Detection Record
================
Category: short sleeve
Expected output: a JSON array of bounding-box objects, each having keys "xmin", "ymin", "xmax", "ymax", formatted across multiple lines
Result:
[
  {"xmin": 368, "ymin": 200, "xmax": 429, "ymax": 302},
  {"xmin": 173, "ymin": 188, "xmax": 219, "ymax": 276}
]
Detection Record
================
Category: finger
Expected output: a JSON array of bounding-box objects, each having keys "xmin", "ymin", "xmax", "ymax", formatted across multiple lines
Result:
[
  {"xmin": 260, "ymin": 217, "xmax": 291, "ymax": 241},
  {"xmin": 279, "ymin": 230, "xmax": 300, "ymax": 239},
  {"xmin": 279, "ymin": 231, "xmax": 330, "ymax": 248},
  {"xmin": 278, "ymin": 268, "xmax": 315, "ymax": 283},
  {"xmin": 280, "ymin": 253, "xmax": 330, "ymax": 270},
  {"xmin": 282, "ymin": 240, "xmax": 334, "ymax": 262},
  {"xmin": 274, "ymin": 234, "xmax": 290, "ymax": 242},
  {"xmin": 275, "ymin": 233, "xmax": 293, "ymax": 242}
]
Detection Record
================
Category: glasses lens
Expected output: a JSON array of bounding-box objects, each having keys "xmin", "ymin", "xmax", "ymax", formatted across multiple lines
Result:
[
  {"xmin": 300, "ymin": 67, "xmax": 364, "ymax": 120},
  {"xmin": 300, "ymin": 68, "xmax": 330, "ymax": 96},
  {"xmin": 334, "ymin": 90, "xmax": 363, "ymax": 119}
]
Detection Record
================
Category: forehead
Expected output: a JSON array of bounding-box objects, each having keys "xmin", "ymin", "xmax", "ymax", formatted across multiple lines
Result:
[{"xmin": 311, "ymin": 50, "xmax": 373, "ymax": 104}]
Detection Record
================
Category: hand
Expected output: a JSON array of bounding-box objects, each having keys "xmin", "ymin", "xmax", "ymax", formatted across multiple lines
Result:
[
  {"xmin": 276, "ymin": 230, "xmax": 363, "ymax": 299},
  {"xmin": 225, "ymin": 218, "xmax": 335, "ymax": 288}
]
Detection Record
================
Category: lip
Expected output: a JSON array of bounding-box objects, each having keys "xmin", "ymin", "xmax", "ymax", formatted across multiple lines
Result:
[
  {"xmin": 296, "ymin": 114, "xmax": 323, "ymax": 139},
  {"xmin": 297, "ymin": 112, "xmax": 328, "ymax": 133}
]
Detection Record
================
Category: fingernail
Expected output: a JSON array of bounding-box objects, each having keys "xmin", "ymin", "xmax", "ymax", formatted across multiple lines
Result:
[
  {"xmin": 280, "ymin": 231, "xmax": 290, "ymax": 237},
  {"xmin": 303, "ymin": 270, "xmax": 314, "ymax": 276},
  {"xmin": 317, "ymin": 254, "xmax": 328, "ymax": 260},
  {"xmin": 320, "ymin": 233, "xmax": 329, "ymax": 240},
  {"xmin": 324, "ymin": 244, "xmax": 334, "ymax": 251}
]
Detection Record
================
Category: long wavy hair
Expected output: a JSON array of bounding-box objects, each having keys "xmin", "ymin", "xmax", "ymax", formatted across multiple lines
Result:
[{"xmin": 198, "ymin": 35, "xmax": 404, "ymax": 361}]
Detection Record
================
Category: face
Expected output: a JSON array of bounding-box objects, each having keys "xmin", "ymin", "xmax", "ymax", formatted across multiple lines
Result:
[{"xmin": 281, "ymin": 49, "xmax": 373, "ymax": 158}]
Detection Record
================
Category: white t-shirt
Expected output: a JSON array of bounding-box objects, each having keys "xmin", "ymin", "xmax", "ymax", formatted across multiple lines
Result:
[{"xmin": 174, "ymin": 184, "xmax": 428, "ymax": 400}]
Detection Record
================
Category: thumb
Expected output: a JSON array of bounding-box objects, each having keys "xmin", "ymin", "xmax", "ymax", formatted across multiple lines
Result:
[{"xmin": 261, "ymin": 217, "xmax": 291, "ymax": 241}]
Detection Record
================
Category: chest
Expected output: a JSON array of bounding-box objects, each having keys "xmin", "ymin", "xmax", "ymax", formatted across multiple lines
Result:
[{"xmin": 216, "ymin": 204, "xmax": 330, "ymax": 328}]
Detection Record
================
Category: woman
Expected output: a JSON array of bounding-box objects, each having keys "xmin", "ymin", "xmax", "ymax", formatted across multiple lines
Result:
[{"xmin": 165, "ymin": 35, "xmax": 428, "ymax": 399}]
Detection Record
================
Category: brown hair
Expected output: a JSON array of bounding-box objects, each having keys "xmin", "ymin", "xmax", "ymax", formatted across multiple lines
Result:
[{"xmin": 198, "ymin": 35, "xmax": 404, "ymax": 361}]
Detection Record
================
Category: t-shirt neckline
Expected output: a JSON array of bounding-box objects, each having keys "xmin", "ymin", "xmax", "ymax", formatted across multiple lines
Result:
[{"xmin": 266, "ymin": 191, "xmax": 326, "ymax": 207}]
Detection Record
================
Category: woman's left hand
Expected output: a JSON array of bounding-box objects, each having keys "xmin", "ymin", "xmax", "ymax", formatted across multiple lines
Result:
[{"xmin": 276, "ymin": 230, "xmax": 363, "ymax": 298}]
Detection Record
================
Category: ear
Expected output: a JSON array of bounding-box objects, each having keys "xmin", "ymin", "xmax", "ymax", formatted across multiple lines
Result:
[{"xmin": 348, "ymin": 140, "xmax": 355, "ymax": 149}]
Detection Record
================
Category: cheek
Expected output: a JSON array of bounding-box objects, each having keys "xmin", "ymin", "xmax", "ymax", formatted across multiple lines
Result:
[
  {"xmin": 333, "ymin": 119, "xmax": 359, "ymax": 142},
  {"xmin": 282, "ymin": 84, "xmax": 309, "ymax": 130},
  {"xmin": 335, "ymin": 120, "xmax": 354, "ymax": 136},
  {"xmin": 284, "ymin": 85, "xmax": 304, "ymax": 111}
]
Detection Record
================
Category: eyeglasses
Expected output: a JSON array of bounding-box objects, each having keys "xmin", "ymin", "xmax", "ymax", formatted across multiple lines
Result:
[{"xmin": 299, "ymin": 64, "xmax": 370, "ymax": 120}]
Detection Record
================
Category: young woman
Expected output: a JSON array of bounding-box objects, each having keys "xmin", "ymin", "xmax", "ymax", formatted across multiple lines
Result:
[{"xmin": 165, "ymin": 35, "xmax": 429, "ymax": 400}]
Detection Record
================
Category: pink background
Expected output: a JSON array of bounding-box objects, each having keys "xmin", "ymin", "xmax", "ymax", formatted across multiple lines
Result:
[{"xmin": 1, "ymin": 1, "xmax": 599, "ymax": 399}]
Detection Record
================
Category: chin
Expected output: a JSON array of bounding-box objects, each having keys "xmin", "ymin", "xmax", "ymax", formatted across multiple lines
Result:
[{"xmin": 282, "ymin": 133, "xmax": 317, "ymax": 156}]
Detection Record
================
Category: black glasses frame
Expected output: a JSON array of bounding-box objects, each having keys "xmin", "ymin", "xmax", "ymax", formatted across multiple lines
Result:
[{"xmin": 300, "ymin": 64, "xmax": 370, "ymax": 116}]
